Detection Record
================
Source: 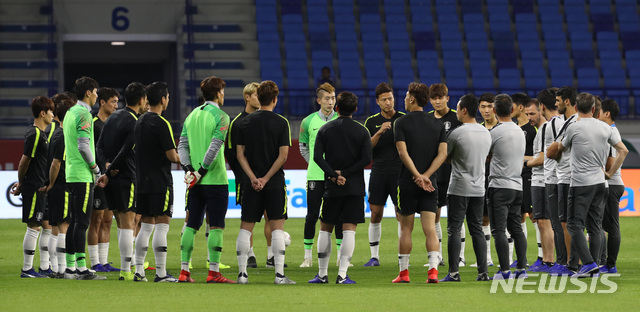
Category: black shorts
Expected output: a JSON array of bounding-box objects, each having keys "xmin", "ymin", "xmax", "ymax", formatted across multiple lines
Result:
[
  {"xmin": 397, "ymin": 185, "xmax": 438, "ymax": 215},
  {"xmin": 93, "ymin": 186, "xmax": 108, "ymax": 210},
  {"xmin": 186, "ymin": 184, "xmax": 228, "ymax": 229},
  {"xmin": 105, "ymin": 179, "xmax": 136, "ymax": 213},
  {"xmin": 66, "ymin": 182, "xmax": 94, "ymax": 227},
  {"xmin": 48, "ymin": 183, "xmax": 70, "ymax": 226},
  {"xmin": 558, "ymin": 183, "xmax": 569, "ymax": 222},
  {"xmin": 319, "ymin": 195, "xmax": 365, "ymax": 225},
  {"xmin": 21, "ymin": 186, "xmax": 45, "ymax": 224},
  {"xmin": 137, "ymin": 187, "xmax": 174, "ymax": 218},
  {"xmin": 483, "ymin": 191, "xmax": 489, "ymax": 217},
  {"xmin": 235, "ymin": 180, "xmax": 243, "ymax": 206},
  {"xmin": 531, "ymin": 186, "xmax": 548, "ymax": 220},
  {"xmin": 307, "ymin": 180, "xmax": 324, "ymax": 216},
  {"xmin": 368, "ymin": 173, "xmax": 398, "ymax": 205},
  {"xmin": 241, "ymin": 186, "xmax": 287, "ymax": 223},
  {"xmin": 437, "ymin": 181, "xmax": 449, "ymax": 208},
  {"xmin": 521, "ymin": 177, "xmax": 532, "ymax": 214}
]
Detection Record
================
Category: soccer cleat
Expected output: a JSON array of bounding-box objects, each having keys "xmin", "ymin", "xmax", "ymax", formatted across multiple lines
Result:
[
  {"xmin": 103, "ymin": 262, "xmax": 121, "ymax": 272},
  {"xmin": 515, "ymin": 270, "xmax": 528, "ymax": 279},
  {"xmin": 275, "ymin": 273, "xmax": 296, "ymax": 284},
  {"xmin": 21, "ymin": 268, "xmax": 46, "ymax": 278},
  {"xmin": 364, "ymin": 258, "xmax": 380, "ymax": 267},
  {"xmin": 600, "ymin": 265, "xmax": 617, "ymax": 274},
  {"xmin": 308, "ymin": 274, "xmax": 329, "ymax": 284},
  {"xmin": 538, "ymin": 263, "xmax": 557, "ymax": 273},
  {"xmin": 207, "ymin": 271, "xmax": 236, "ymax": 283},
  {"xmin": 549, "ymin": 265, "xmax": 574, "ymax": 276},
  {"xmin": 427, "ymin": 268, "xmax": 439, "ymax": 283},
  {"xmin": 392, "ymin": 269, "xmax": 410, "ymax": 283},
  {"xmin": 247, "ymin": 256, "xmax": 258, "ymax": 268},
  {"xmin": 51, "ymin": 272, "xmax": 63, "ymax": 279},
  {"xmin": 530, "ymin": 257, "xmax": 543, "ymax": 269},
  {"xmin": 336, "ymin": 258, "xmax": 354, "ymax": 267},
  {"xmin": 336, "ymin": 275, "xmax": 356, "ymax": 284},
  {"xmin": 572, "ymin": 262, "xmax": 599, "ymax": 278},
  {"xmin": 38, "ymin": 267, "xmax": 54, "ymax": 277},
  {"xmin": 439, "ymin": 273, "xmax": 461, "ymax": 282},
  {"xmin": 154, "ymin": 273, "xmax": 178, "ymax": 282},
  {"xmin": 91, "ymin": 264, "xmax": 109, "ymax": 272},
  {"xmin": 64, "ymin": 269, "xmax": 78, "ymax": 279},
  {"xmin": 299, "ymin": 258, "xmax": 312, "ymax": 268},
  {"xmin": 178, "ymin": 269, "xmax": 195, "ymax": 283},
  {"xmin": 220, "ymin": 263, "xmax": 231, "ymax": 269},
  {"xmin": 439, "ymin": 259, "xmax": 445, "ymax": 266},
  {"xmin": 189, "ymin": 261, "xmax": 193, "ymax": 270},
  {"xmin": 133, "ymin": 273, "xmax": 148, "ymax": 282},
  {"xmin": 476, "ymin": 272, "xmax": 490, "ymax": 281},
  {"xmin": 459, "ymin": 258, "xmax": 466, "ymax": 267},
  {"xmin": 119, "ymin": 271, "xmax": 134, "ymax": 281},
  {"xmin": 76, "ymin": 270, "xmax": 107, "ymax": 280},
  {"xmin": 237, "ymin": 272, "xmax": 249, "ymax": 284},
  {"xmin": 266, "ymin": 257, "xmax": 288, "ymax": 268},
  {"xmin": 490, "ymin": 271, "xmax": 512, "ymax": 280}
]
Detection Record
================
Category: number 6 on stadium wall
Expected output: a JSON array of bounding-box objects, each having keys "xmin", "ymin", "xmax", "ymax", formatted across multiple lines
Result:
[{"xmin": 112, "ymin": 7, "xmax": 130, "ymax": 31}]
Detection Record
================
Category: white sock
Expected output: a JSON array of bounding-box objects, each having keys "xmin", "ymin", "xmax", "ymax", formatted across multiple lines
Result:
[
  {"xmin": 397, "ymin": 221, "xmax": 402, "ymax": 239},
  {"xmin": 521, "ymin": 221, "xmax": 528, "ymax": 240},
  {"xmin": 248, "ymin": 246, "xmax": 255, "ymax": 258},
  {"xmin": 23, "ymin": 228, "xmax": 39, "ymax": 271},
  {"xmin": 399, "ymin": 254, "xmax": 410, "ymax": 272},
  {"xmin": 236, "ymin": 229, "xmax": 251, "ymax": 275},
  {"xmin": 153, "ymin": 223, "xmax": 169, "ymax": 278},
  {"xmin": 272, "ymin": 230, "xmax": 286, "ymax": 276},
  {"xmin": 39, "ymin": 228, "xmax": 51, "ymax": 270},
  {"xmin": 459, "ymin": 224, "xmax": 466, "ymax": 262},
  {"xmin": 304, "ymin": 248, "xmax": 312, "ymax": 260},
  {"xmin": 132, "ymin": 235, "xmax": 137, "ymax": 265},
  {"xmin": 135, "ymin": 223, "xmax": 155, "ymax": 275},
  {"xmin": 267, "ymin": 246, "xmax": 274, "ymax": 259},
  {"xmin": 338, "ymin": 230, "xmax": 355, "ymax": 278},
  {"xmin": 428, "ymin": 251, "xmax": 439, "ymax": 270},
  {"xmin": 99, "ymin": 242, "xmax": 109, "ymax": 265},
  {"xmin": 483, "ymin": 225, "xmax": 492, "ymax": 263},
  {"xmin": 205, "ymin": 223, "xmax": 210, "ymax": 262},
  {"xmin": 435, "ymin": 220, "xmax": 443, "ymax": 261},
  {"xmin": 56, "ymin": 233, "xmax": 66, "ymax": 273},
  {"xmin": 507, "ymin": 230, "xmax": 513, "ymax": 264},
  {"xmin": 119, "ymin": 229, "xmax": 134, "ymax": 272},
  {"xmin": 49, "ymin": 235, "xmax": 58, "ymax": 272},
  {"xmin": 368, "ymin": 222, "xmax": 381, "ymax": 259},
  {"xmin": 534, "ymin": 222, "xmax": 543, "ymax": 258},
  {"xmin": 88, "ymin": 245, "xmax": 99, "ymax": 268},
  {"xmin": 317, "ymin": 231, "xmax": 331, "ymax": 277}
]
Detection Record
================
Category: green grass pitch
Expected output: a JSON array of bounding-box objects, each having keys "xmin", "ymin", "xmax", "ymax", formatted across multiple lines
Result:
[{"xmin": 1, "ymin": 217, "xmax": 639, "ymax": 311}]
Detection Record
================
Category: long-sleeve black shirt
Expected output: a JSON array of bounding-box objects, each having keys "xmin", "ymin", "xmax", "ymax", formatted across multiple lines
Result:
[
  {"xmin": 96, "ymin": 107, "xmax": 138, "ymax": 182},
  {"xmin": 313, "ymin": 117, "xmax": 372, "ymax": 197}
]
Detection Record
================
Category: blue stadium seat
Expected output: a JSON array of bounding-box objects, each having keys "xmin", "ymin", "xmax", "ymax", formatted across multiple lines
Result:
[
  {"xmin": 498, "ymin": 68, "xmax": 522, "ymax": 91},
  {"xmin": 576, "ymin": 68, "xmax": 601, "ymax": 89}
]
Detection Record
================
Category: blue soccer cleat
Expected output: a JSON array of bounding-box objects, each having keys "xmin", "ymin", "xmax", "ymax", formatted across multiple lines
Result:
[
  {"xmin": 363, "ymin": 258, "xmax": 380, "ymax": 267},
  {"xmin": 439, "ymin": 273, "xmax": 461, "ymax": 282},
  {"xmin": 21, "ymin": 268, "xmax": 46, "ymax": 278},
  {"xmin": 308, "ymin": 274, "xmax": 328, "ymax": 284},
  {"xmin": 490, "ymin": 271, "xmax": 512, "ymax": 280},
  {"xmin": 336, "ymin": 275, "xmax": 356, "ymax": 284},
  {"xmin": 573, "ymin": 262, "xmax": 599, "ymax": 278},
  {"xmin": 103, "ymin": 262, "xmax": 121, "ymax": 272},
  {"xmin": 515, "ymin": 270, "xmax": 528, "ymax": 279}
]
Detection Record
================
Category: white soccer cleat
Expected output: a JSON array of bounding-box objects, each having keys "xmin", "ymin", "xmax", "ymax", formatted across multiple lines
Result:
[{"xmin": 299, "ymin": 258, "xmax": 312, "ymax": 268}]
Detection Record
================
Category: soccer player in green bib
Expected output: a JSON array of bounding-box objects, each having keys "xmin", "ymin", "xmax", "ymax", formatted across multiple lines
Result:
[
  {"xmin": 62, "ymin": 76, "xmax": 106, "ymax": 280},
  {"xmin": 298, "ymin": 83, "xmax": 342, "ymax": 268},
  {"xmin": 178, "ymin": 76, "xmax": 234, "ymax": 283}
]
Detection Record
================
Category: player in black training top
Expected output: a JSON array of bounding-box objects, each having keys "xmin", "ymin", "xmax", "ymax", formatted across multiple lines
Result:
[
  {"xmin": 309, "ymin": 91, "xmax": 372, "ymax": 285},
  {"xmin": 39, "ymin": 94, "xmax": 75, "ymax": 278},
  {"xmin": 88, "ymin": 87, "xmax": 118, "ymax": 273},
  {"xmin": 12, "ymin": 96, "xmax": 54, "ymax": 278},
  {"xmin": 132, "ymin": 81, "xmax": 181, "ymax": 282},
  {"xmin": 225, "ymin": 82, "xmax": 266, "ymax": 268},
  {"xmin": 96, "ymin": 82, "xmax": 147, "ymax": 281},
  {"xmin": 235, "ymin": 80, "xmax": 294, "ymax": 284},
  {"xmin": 392, "ymin": 82, "xmax": 447, "ymax": 284},
  {"xmin": 427, "ymin": 83, "xmax": 462, "ymax": 267},
  {"xmin": 512, "ymin": 93, "xmax": 537, "ymax": 269},
  {"xmin": 362, "ymin": 82, "xmax": 404, "ymax": 267}
]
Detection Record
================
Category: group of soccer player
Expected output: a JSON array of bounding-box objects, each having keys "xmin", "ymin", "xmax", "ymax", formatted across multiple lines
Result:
[{"xmin": 13, "ymin": 75, "xmax": 628, "ymax": 284}]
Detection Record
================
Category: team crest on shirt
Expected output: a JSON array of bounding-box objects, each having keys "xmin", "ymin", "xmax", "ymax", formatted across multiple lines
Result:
[{"xmin": 444, "ymin": 121, "xmax": 451, "ymax": 131}]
